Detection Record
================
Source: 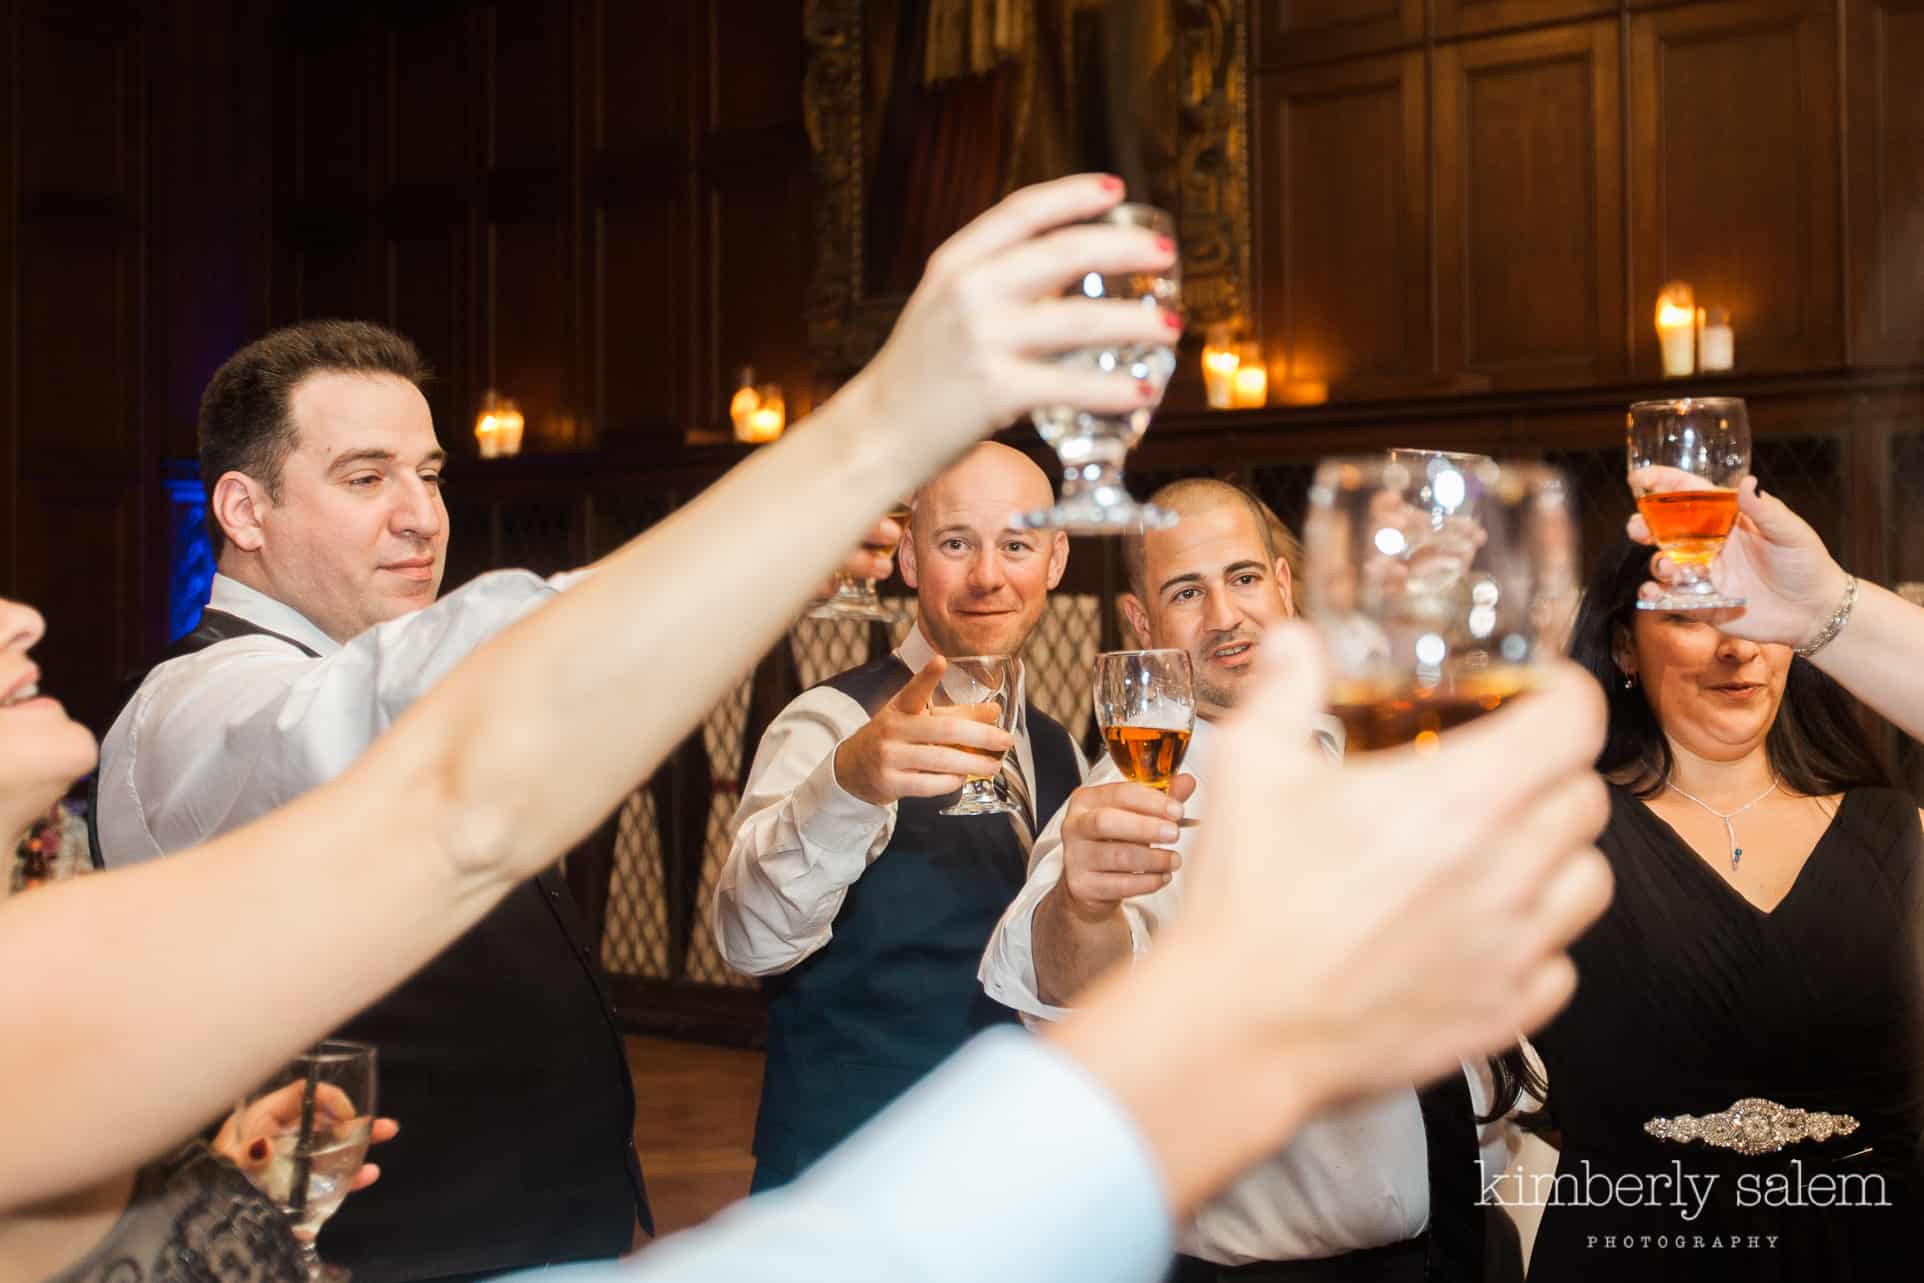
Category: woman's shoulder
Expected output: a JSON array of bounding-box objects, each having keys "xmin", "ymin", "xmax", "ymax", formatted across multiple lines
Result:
[{"xmin": 1829, "ymin": 786, "xmax": 1924, "ymax": 863}]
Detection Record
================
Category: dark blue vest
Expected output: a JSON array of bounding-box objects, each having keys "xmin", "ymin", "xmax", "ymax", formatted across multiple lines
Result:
[{"xmin": 750, "ymin": 653, "xmax": 1083, "ymax": 1186}]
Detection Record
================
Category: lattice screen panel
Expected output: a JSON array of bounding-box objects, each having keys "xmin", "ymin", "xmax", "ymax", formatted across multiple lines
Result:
[
  {"xmin": 600, "ymin": 791, "xmax": 671, "ymax": 978},
  {"xmin": 682, "ymin": 669, "xmax": 760, "ymax": 988}
]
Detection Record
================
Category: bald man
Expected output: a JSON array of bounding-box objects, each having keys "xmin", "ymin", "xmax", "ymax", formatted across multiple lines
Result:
[{"xmin": 715, "ymin": 443, "xmax": 1088, "ymax": 1190}]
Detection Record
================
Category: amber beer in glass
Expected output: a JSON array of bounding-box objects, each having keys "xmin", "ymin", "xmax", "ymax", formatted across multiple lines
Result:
[
  {"xmin": 1305, "ymin": 455, "xmax": 1577, "ymax": 753},
  {"xmin": 1093, "ymin": 649, "xmax": 1196, "ymax": 790},
  {"xmin": 1626, "ymin": 397, "xmax": 1750, "ymax": 610},
  {"xmin": 929, "ymin": 654, "xmax": 1021, "ymax": 817}
]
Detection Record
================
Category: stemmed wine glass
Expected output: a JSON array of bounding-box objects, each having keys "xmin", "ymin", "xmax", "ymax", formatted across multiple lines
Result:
[
  {"xmin": 930, "ymin": 655, "xmax": 1020, "ymax": 816},
  {"xmin": 1016, "ymin": 203, "xmax": 1181, "ymax": 534},
  {"xmin": 1626, "ymin": 397, "xmax": 1751, "ymax": 612},
  {"xmin": 809, "ymin": 500, "xmax": 913, "ymax": 621},
  {"xmin": 1304, "ymin": 455, "xmax": 1578, "ymax": 753},
  {"xmin": 1092, "ymin": 649, "xmax": 1195, "ymax": 792},
  {"xmin": 235, "ymin": 1040, "xmax": 379, "ymax": 1283}
]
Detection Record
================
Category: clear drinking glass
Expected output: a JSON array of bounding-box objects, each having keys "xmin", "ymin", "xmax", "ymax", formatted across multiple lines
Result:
[
  {"xmin": 1092, "ymin": 649, "xmax": 1196, "ymax": 792},
  {"xmin": 930, "ymin": 655, "xmax": 1020, "ymax": 816},
  {"xmin": 1626, "ymin": 396, "xmax": 1750, "ymax": 612},
  {"xmin": 1017, "ymin": 203, "xmax": 1181, "ymax": 534},
  {"xmin": 236, "ymin": 1040, "xmax": 379, "ymax": 1283},
  {"xmin": 809, "ymin": 500, "xmax": 913, "ymax": 621},
  {"xmin": 1305, "ymin": 456, "xmax": 1578, "ymax": 753}
]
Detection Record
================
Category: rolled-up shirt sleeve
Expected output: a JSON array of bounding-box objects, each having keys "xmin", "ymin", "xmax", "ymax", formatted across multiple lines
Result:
[
  {"xmin": 712, "ymin": 687, "xmax": 895, "ymax": 976},
  {"xmin": 980, "ymin": 757, "xmax": 1156, "ymax": 1025},
  {"xmin": 499, "ymin": 1027, "xmax": 1175, "ymax": 1283}
]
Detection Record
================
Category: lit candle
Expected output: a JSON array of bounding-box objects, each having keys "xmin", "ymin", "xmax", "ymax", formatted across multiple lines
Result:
[
  {"xmin": 740, "ymin": 384, "xmax": 785, "ymax": 443},
  {"xmin": 745, "ymin": 407, "xmax": 783, "ymax": 442},
  {"xmin": 1654, "ymin": 281, "xmax": 1696, "ymax": 378},
  {"xmin": 474, "ymin": 393, "xmax": 524, "ymax": 458},
  {"xmin": 1232, "ymin": 364, "xmax": 1268, "ymax": 408},
  {"xmin": 1202, "ymin": 345, "xmax": 1240, "ymax": 409},
  {"xmin": 1699, "ymin": 306, "xmax": 1733, "ymax": 372}
]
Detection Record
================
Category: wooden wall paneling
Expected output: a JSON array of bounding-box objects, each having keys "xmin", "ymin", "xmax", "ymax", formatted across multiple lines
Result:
[
  {"xmin": 1253, "ymin": 49, "xmax": 1430, "ymax": 389},
  {"xmin": 1436, "ymin": 19, "xmax": 1625, "ymax": 388},
  {"xmin": 0, "ymin": 1, "xmax": 14, "ymax": 594},
  {"xmin": 15, "ymin": 11, "xmax": 140, "ymax": 459},
  {"xmin": 384, "ymin": 9, "xmax": 476, "ymax": 446},
  {"xmin": 1844, "ymin": 0, "xmax": 1924, "ymax": 368},
  {"xmin": 1252, "ymin": 0, "xmax": 1426, "ymax": 68},
  {"xmin": 1435, "ymin": 1, "xmax": 1619, "ymax": 41},
  {"xmin": 12, "ymin": 4, "xmax": 150, "ymax": 717},
  {"xmin": 1627, "ymin": 0, "xmax": 1842, "ymax": 377},
  {"xmin": 590, "ymin": 0, "xmax": 698, "ymax": 448},
  {"xmin": 285, "ymin": 11, "xmax": 382, "ymax": 322},
  {"xmin": 482, "ymin": 0, "xmax": 584, "ymax": 452},
  {"xmin": 147, "ymin": 1, "xmax": 277, "ymax": 464},
  {"xmin": 14, "ymin": 484, "xmax": 138, "ymax": 733},
  {"xmin": 703, "ymin": 1, "xmax": 811, "ymax": 422}
]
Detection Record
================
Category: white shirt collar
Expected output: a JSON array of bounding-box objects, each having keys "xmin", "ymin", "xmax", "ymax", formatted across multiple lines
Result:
[{"xmin": 205, "ymin": 574, "xmax": 344, "ymax": 657}]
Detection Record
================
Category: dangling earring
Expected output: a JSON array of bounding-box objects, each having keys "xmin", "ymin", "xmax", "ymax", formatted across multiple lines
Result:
[{"xmin": 1621, "ymin": 672, "xmax": 1637, "ymax": 690}]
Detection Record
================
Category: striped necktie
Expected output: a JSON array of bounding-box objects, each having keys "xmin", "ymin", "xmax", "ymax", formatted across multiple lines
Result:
[{"xmin": 996, "ymin": 749, "xmax": 1036, "ymax": 855}]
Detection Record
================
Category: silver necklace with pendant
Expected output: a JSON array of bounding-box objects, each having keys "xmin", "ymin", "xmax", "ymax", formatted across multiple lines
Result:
[{"xmin": 1666, "ymin": 779, "xmax": 1779, "ymax": 870}]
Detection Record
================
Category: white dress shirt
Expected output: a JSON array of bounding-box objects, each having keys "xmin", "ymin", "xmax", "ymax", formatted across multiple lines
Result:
[
  {"xmin": 97, "ymin": 570, "xmax": 577, "ymax": 864},
  {"xmin": 500, "ymin": 1027, "xmax": 1173, "ymax": 1283},
  {"xmin": 713, "ymin": 623, "xmax": 1087, "ymax": 977},
  {"xmin": 980, "ymin": 716, "xmax": 1509, "ymax": 1267}
]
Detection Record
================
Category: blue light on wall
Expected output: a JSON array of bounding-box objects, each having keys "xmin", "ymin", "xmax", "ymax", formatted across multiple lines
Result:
[{"xmin": 163, "ymin": 461, "xmax": 216, "ymax": 641}]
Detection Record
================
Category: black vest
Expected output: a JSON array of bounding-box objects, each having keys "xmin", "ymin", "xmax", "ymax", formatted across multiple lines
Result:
[
  {"xmin": 749, "ymin": 654, "xmax": 1083, "ymax": 1185},
  {"xmin": 92, "ymin": 606, "xmax": 650, "ymax": 1282}
]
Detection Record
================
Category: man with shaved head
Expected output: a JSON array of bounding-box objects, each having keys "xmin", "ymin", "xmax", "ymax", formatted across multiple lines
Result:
[
  {"xmin": 715, "ymin": 442, "xmax": 1088, "ymax": 1190},
  {"xmin": 982, "ymin": 478, "xmax": 1499, "ymax": 1282}
]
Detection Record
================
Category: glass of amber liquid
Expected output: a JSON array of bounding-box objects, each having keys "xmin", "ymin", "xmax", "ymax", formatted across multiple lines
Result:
[
  {"xmin": 1093, "ymin": 649, "xmax": 1195, "ymax": 791},
  {"xmin": 1627, "ymin": 397, "xmax": 1750, "ymax": 611},
  {"xmin": 930, "ymin": 654, "xmax": 1021, "ymax": 816},
  {"xmin": 1306, "ymin": 455, "xmax": 1578, "ymax": 753},
  {"xmin": 809, "ymin": 501, "xmax": 913, "ymax": 621}
]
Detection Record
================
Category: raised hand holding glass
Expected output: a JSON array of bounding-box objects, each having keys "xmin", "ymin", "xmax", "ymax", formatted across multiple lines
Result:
[{"xmin": 1017, "ymin": 203, "xmax": 1181, "ymax": 534}]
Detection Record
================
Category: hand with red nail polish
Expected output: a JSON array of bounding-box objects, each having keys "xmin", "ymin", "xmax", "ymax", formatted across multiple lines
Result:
[
  {"xmin": 213, "ymin": 1089, "xmax": 401, "ymax": 1198},
  {"xmin": 831, "ymin": 172, "xmax": 1181, "ymax": 458}
]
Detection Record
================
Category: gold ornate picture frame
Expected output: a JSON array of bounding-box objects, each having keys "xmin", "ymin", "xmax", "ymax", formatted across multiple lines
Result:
[{"xmin": 803, "ymin": 0, "xmax": 1250, "ymax": 382}]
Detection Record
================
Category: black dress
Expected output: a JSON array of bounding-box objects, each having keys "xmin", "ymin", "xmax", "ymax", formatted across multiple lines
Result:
[
  {"xmin": 1526, "ymin": 785, "xmax": 1924, "ymax": 1281},
  {"xmin": 45, "ymin": 1143, "xmax": 305, "ymax": 1283}
]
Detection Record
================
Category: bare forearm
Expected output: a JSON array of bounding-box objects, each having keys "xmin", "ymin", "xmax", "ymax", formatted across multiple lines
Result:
[
  {"xmin": 1809, "ymin": 582, "xmax": 1924, "ymax": 741},
  {"xmin": 0, "ymin": 772, "xmax": 487, "ymax": 1207},
  {"xmin": 1032, "ymin": 884, "xmax": 1134, "ymax": 1008},
  {"xmin": 400, "ymin": 373, "xmax": 927, "ymax": 872}
]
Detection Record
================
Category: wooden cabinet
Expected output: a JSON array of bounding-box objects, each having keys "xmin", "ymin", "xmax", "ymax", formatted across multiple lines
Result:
[
  {"xmin": 1252, "ymin": 0, "xmax": 1426, "ymax": 69},
  {"xmin": 1844, "ymin": 0, "xmax": 1924, "ymax": 367},
  {"xmin": 1435, "ymin": 19, "xmax": 1625, "ymax": 387},
  {"xmin": 1253, "ymin": 50, "xmax": 1430, "ymax": 386},
  {"xmin": 1626, "ymin": 0, "xmax": 1842, "ymax": 376},
  {"xmin": 1435, "ymin": 0, "xmax": 1617, "ymax": 40}
]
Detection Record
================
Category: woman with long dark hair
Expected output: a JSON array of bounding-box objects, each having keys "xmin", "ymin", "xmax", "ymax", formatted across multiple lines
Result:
[{"xmin": 1521, "ymin": 538, "xmax": 1924, "ymax": 1280}]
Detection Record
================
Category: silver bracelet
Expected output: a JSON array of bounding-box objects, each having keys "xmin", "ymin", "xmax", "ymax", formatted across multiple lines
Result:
[{"xmin": 1794, "ymin": 574, "xmax": 1857, "ymax": 658}]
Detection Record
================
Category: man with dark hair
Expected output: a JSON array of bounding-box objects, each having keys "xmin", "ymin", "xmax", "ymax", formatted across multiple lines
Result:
[
  {"xmin": 94, "ymin": 319, "xmax": 651, "ymax": 1283},
  {"xmin": 983, "ymin": 477, "xmax": 1504, "ymax": 1283}
]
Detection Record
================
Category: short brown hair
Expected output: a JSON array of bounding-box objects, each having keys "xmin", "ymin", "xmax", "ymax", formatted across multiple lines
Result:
[{"xmin": 198, "ymin": 320, "xmax": 428, "ymax": 554}]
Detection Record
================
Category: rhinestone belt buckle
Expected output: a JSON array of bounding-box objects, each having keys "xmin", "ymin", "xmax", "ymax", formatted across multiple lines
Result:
[{"xmin": 1644, "ymin": 1097, "xmax": 1859, "ymax": 1157}]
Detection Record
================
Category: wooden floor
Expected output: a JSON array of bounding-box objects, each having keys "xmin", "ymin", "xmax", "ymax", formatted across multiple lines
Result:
[{"xmin": 626, "ymin": 1035, "xmax": 766, "ymax": 1236}]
